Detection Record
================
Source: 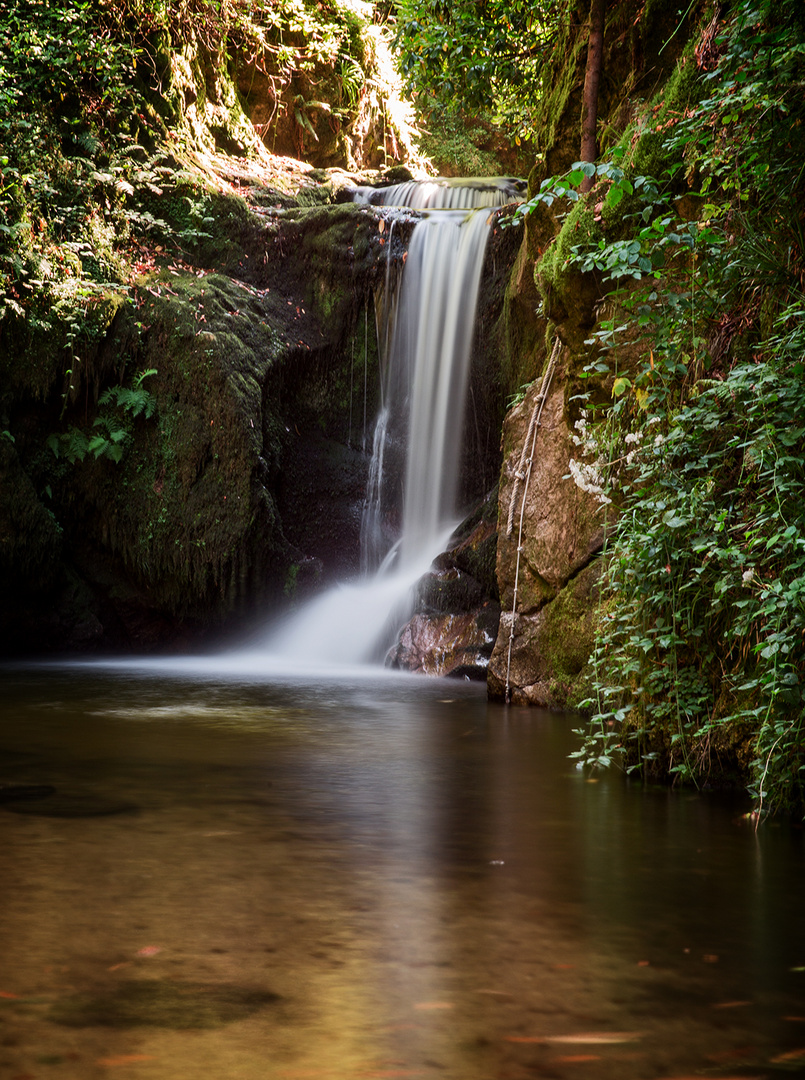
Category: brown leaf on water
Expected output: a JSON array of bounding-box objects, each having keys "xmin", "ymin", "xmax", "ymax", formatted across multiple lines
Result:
[
  {"xmin": 413, "ymin": 1001, "xmax": 454, "ymax": 1010},
  {"xmin": 546, "ymin": 1032, "xmax": 641, "ymax": 1045},
  {"xmin": 712, "ymin": 1000, "xmax": 751, "ymax": 1009},
  {"xmin": 0, "ymin": 990, "xmax": 19, "ymax": 999},
  {"xmin": 554, "ymin": 1055, "xmax": 601, "ymax": 1063},
  {"xmin": 378, "ymin": 219, "xmax": 385, "ymax": 233},
  {"xmin": 771, "ymin": 1048, "xmax": 805, "ymax": 1064}
]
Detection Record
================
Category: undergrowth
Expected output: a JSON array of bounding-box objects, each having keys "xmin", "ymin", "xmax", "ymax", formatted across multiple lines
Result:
[{"xmin": 534, "ymin": 0, "xmax": 805, "ymax": 817}]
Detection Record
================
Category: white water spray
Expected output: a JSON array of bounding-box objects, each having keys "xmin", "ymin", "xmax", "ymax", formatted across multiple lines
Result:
[{"xmin": 263, "ymin": 178, "xmax": 521, "ymax": 668}]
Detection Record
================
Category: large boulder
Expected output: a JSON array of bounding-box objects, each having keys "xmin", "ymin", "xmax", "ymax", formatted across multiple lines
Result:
[{"xmin": 487, "ymin": 348, "xmax": 609, "ymax": 707}]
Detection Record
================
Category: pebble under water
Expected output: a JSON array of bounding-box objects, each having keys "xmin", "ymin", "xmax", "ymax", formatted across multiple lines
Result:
[{"xmin": 0, "ymin": 663, "xmax": 804, "ymax": 1079}]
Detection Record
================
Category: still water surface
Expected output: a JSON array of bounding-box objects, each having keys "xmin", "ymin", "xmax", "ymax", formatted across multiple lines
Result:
[{"xmin": 1, "ymin": 665, "xmax": 804, "ymax": 1079}]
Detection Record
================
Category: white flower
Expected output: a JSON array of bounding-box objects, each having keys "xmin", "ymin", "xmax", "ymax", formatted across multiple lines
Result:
[
  {"xmin": 742, "ymin": 569, "xmax": 754, "ymax": 584},
  {"xmin": 568, "ymin": 458, "xmax": 611, "ymax": 504},
  {"xmin": 625, "ymin": 431, "xmax": 642, "ymax": 445},
  {"xmin": 654, "ymin": 433, "xmax": 665, "ymax": 447}
]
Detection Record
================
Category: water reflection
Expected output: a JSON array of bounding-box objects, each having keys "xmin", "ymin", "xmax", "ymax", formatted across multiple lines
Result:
[{"xmin": 0, "ymin": 667, "xmax": 803, "ymax": 1078}]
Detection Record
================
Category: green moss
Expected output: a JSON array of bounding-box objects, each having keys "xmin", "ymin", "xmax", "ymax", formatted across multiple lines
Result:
[
  {"xmin": 537, "ymin": 560, "xmax": 602, "ymax": 710},
  {"xmin": 535, "ymin": 201, "xmax": 603, "ymax": 345},
  {"xmin": 624, "ymin": 45, "xmax": 701, "ymax": 180},
  {"xmin": 529, "ymin": 29, "xmax": 589, "ymax": 186}
]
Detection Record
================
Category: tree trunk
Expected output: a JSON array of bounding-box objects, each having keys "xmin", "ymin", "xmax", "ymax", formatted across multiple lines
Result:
[{"xmin": 580, "ymin": 0, "xmax": 605, "ymax": 193}]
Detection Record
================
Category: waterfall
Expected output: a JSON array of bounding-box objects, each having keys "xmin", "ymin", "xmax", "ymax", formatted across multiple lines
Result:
[{"xmin": 263, "ymin": 178, "xmax": 521, "ymax": 670}]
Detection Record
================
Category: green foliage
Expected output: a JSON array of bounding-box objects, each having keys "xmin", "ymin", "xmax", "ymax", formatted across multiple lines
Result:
[
  {"xmin": 0, "ymin": 0, "xmax": 375, "ymax": 327},
  {"xmin": 0, "ymin": 0, "xmax": 137, "ymax": 117},
  {"xmin": 48, "ymin": 369, "xmax": 157, "ymax": 464},
  {"xmin": 392, "ymin": 0, "xmax": 567, "ymax": 141},
  {"xmin": 406, "ymin": 103, "xmax": 508, "ymax": 176},
  {"xmin": 509, "ymin": 148, "xmax": 643, "ymax": 226},
  {"xmin": 567, "ymin": 0, "xmax": 805, "ymax": 817}
]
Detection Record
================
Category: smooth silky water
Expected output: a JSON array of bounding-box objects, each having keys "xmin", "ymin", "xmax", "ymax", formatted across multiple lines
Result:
[
  {"xmin": 262, "ymin": 178, "xmax": 522, "ymax": 667},
  {"xmin": 1, "ymin": 664, "xmax": 805, "ymax": 1080}
]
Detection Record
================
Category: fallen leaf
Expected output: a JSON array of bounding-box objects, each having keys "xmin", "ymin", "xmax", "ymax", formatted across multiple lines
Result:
[
  {"xmin": 136, "ymin": 946, "xmax": 161, "ymax": 957},
  {"xmin": 771, "ymin": 1048, "xmax": 805, "ymax": 1064},
  {"xmin": 546, "ymin": 1033, "xmax": 641, "ymax": 1045},
  {"xmin": 413, "ymin": 1001, "xmax": 454, "ymax": 1010},
  {"xmin": 554, "ymin": 1055, "xmax": 601, "ymax": 1063},
  {"xmin": 713, "ymin": 1000, "xmax": 751, "ymax": 1009},
  {"xmin": 0, "ymin": 990, "xmax": 19, "ymax": 999}
]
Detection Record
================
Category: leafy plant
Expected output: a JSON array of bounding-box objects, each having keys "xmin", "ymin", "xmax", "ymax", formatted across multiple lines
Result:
[
  {"xmin": 48, "ymin": 369, "xmax": 157, "ymax": 465},
  {"xmin": 566, "ymin": 0, "xmax": 805, "ymax": 817}
]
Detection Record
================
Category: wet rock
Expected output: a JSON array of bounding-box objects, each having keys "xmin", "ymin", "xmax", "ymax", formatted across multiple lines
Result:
[
  {"xmin": 488, "ymin": 560, "xmax": 602, "ymax": 709},
  {"xmin": 277, "ymin": 429, "xmax": 368, "ymax": 585},
  {"xmin": 496, "ymin": 361, "xmax": 608, "ymax": 615},
  {"xmin": 387, "ymin": 490, "xmax": 502, "ymax": 679},
  {"xmin": 387, "ymin": 606, "xmax": 500, "ymax": 680}
]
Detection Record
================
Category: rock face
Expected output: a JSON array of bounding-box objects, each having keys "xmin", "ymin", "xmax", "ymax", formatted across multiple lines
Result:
[
  {"xmin": 0, "ymin": 198, "xmax": 394, "ymax": 654},
  {"xmin": 387, "ymin": 498, "xmax": 501, "ymax": 681},
  {"xmin": 389, "ymin": 607, "xmax": 499, "ymax": 680},
  {"xmin": 487, "ymin": 349, "xmax": 608, "ymax": 709}
]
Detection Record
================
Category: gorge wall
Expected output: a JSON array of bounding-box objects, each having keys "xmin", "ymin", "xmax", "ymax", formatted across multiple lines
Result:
[{"xmin": 0, "ymin": 0, "xmax": 710, "ymax": 676}]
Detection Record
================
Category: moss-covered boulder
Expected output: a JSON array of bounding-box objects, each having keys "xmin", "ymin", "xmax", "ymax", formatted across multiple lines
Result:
[
  {"xmin": 488, "ymin": 559, "xmax": 602, "ymax": 709},
  {"xmin": 0, "ymin": 197, "xmax": 390, "ymax": 653}
]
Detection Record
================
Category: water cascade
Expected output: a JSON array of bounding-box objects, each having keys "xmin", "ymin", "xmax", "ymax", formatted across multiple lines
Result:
[{"xmin": 264, "ymin": 178, "xmax": 522, "ymax": 670}]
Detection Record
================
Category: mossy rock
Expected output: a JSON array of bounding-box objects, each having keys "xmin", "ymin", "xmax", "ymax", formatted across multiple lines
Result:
[{"xmin": 0, "ymin": 440, "xmax": 62, "ymax": 601}]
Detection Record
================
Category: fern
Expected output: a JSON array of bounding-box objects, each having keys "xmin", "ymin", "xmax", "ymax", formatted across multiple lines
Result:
[
  {"xmin": 47, "ymin": 370, "xmax": 156, "ymax": 466},
  {"xmin": 98, "ymin": 368, "xmax": 157, "ymax": 419}
]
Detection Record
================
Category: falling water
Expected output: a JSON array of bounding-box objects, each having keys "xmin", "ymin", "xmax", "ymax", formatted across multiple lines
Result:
[{"xmin": 263, "ymin": 178, "xmax": 521, "ymax": 669}]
